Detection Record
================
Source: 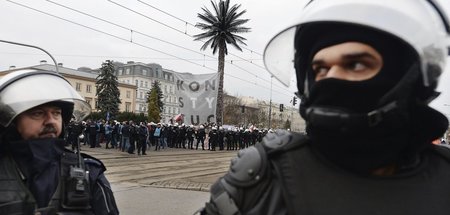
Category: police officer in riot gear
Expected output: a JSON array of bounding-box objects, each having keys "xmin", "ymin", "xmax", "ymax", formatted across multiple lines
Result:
[
  {"xmin": 0, "ymin": 69, "xmax": 119, "ymax": 214},
  {"xmin": 199, "ymin": 0, "xmax": 450, "ymax": 214}
]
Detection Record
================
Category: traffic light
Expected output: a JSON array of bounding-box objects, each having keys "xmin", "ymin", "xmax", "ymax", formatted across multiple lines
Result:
[
  {"xmin": 293, "ymin": 96, "xmax": 297, "ymax": 106},
  {"xmin": 280, "ymin": 104, "xmax": 284, "ymax": 112}
]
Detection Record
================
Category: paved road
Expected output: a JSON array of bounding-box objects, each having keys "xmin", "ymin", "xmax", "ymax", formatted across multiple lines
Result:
[{"xmin": 79, "ymin": 145, "xmax": 238, "ymax": 214}]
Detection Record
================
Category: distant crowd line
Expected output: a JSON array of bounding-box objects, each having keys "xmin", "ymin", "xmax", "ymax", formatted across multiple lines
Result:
[{"xmin": 65, "ymin": 119, "xmax": 275, "ymax": 155}]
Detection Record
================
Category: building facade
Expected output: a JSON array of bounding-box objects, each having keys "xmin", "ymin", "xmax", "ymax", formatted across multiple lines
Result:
[{"xmin": 112, "ymin": 61, "xmax": 180, "ymax": 123}]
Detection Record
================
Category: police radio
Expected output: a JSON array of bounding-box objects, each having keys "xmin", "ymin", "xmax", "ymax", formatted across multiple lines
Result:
[{"xmin": 60, "ymin": 129, "xmax": 91, "ymax": 210}]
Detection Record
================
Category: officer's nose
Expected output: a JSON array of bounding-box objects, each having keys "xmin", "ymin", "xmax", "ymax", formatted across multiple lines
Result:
[
  {"xmin": 323, "ymin": 65, "xmax": 346, "ymax": 80},
  {"xmin": 43, "ymin": 110, "xmax": 60, "ymax": 125}
]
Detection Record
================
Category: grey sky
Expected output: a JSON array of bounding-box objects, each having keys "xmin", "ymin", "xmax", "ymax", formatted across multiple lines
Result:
[{"xmin": 1, "ymin": 0, "xmax": 450, "ymax": 117}]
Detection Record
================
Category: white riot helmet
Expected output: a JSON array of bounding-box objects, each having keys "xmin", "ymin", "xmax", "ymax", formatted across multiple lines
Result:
[
  {"xmin": 264, "ymin": 0, "xmax": 450, "ymax": 102},
  {"xmin": 0, "ymin": 69, "xmax": 91, "ymax": 127}
]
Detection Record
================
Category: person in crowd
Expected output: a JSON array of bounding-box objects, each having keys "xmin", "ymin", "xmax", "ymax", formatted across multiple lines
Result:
[
  {"xmin": 128, "ymin": 120, "xmax": 138, "ymax": 154},
  {"xmin": 111, "ymin": 120, "xmax": 120, "ymax": 149},
  {"xmin": 104, "ymin": 121, "xmax": 112, "ymax": 149},
  {"xmin": 121, "ymin": 121, "xmax": 131, "ymax": 152},
  {"xmin": 153, "ymin": 123, "xmax": 162, "ymax": 151},
  {"xmin": 199, "ymin": 0, "xmax": 450, "ymax": 214},
  {"xmin": 66, "ymin": 118, "xmax": 84, "ymax": 151},
  {"xmin": 137, "ymin": 122, "xmax": 149, "ymax": 155},
  {"xmin": 186, "ymin": 125, "xmax": 195, "ymax": 149},
  {"xmin": 208, "ymin": 126, "xmax": 218, "ymax": 151},
  {"xmin": 87, "ymin": 120, "xmax": 98, "ymax": 148},
  {"xmin": 196, "ymin": 125, "xmax": 206, "ymax": 150}
]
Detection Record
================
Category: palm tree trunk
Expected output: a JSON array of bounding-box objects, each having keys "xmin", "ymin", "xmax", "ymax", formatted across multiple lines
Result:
[{"xmin": 216, "ymin": 43, "xmax": 225, "ymax": 126}]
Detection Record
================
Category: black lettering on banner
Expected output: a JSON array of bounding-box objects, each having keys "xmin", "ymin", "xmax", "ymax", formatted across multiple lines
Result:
[
  {"xmin": 177, "ymin": 80, "xmax": 184, "ymax": 91},
  {"xmin": 190, "ymin": 115, "xmax": 200, "ymax": 125},
  {"xmin": 178, "ymin": 97, "xmax": 184, "ymax": 108},
  {"xmin": 207, "ymin": 114, "xmax": 215, "ymax": 123},
  {"xmin": 205, "ymin": 80, "xmax": 216, "ymax": 91},
  {"xmin": 189, "ymin": 81, "xmax": 200, "ymax": 92}
]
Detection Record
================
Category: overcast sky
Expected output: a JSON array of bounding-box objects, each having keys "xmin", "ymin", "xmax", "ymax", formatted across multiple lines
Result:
[{"xmin": 1, "ymin": 0, "xmax": 450, "ymax": 117}]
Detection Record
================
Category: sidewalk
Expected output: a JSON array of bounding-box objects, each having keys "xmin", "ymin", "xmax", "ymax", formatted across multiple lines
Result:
[{"xmin": 112, "ymin": 182, "xmax": 209, "ymax": 215}]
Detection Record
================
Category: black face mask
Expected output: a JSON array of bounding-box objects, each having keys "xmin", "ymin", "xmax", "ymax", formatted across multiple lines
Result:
[{"xmin": 305, "ymin": 70, "xmax": 415, "ymax": 173}]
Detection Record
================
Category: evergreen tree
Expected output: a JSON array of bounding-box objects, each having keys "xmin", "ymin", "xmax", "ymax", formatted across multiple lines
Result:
[
  {"xmin": 96, "ymin": 60, "xmax": 121, "ymax": 117},
  {"xmin": 194, "ymin": 0, "xmax": 250, "ymax": 125},
  {"xmin": 147, "ymin": 80, "xmax": 164, "ymax": 112},
  {"xmin": 147, "ymin": 89, "xmax": 161, "ymax": 123}
]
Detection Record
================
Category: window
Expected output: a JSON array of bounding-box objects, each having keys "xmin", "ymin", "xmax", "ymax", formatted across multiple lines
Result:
[
  {"xmin": 164, "ymin": 107, "xmax": 167, "ymax": 114},
  {"xmin": 126, "ymin": 91, "xmax": 131, "ymax": 98},
  {"xmin": 76, "ymin": 83, "xmax": 81, "ymax": 91},
  {"xmin": 143, "ymin": 69, "xmax": 147, "ymax": 76},
  {"xmin": 169, "ymin": 107, "xmax": 172, "ymax": 114},
  {"xmin": 155, "ymin": 70, "xmax": 159, "ymax": 78},
  {"xmin": 169, "ymin": 86, "xmax": 173, "ymax": 94},
  {"xmin": 118, "ymin": 68, "xmax": 123, "ymax": 75},
  {"xmin": 140, "ymin": 80, "xmax": 143, "ymax": 87},
  {"xmin": 86, "ymin": 85, "xmax": 92, "ymax": 93},
  {"xmin": 135, "ymin": 80, "xmax": 138, "ymax": 87},
  {"xmin": 125, "ymin": 102, "xmax": 131, "ymax": 112},
  {"xmin": 126, "ymin": 68, "xmax": 130, "ymax": 75},
  {"xmin": 145, "ymin": 81, "xmax": 148, "ymax": 88},
  {"xmin": 140, "ymin": 92, "xmax": 143, "ymax": 99},
  {"xmin": 164, "ymin": 85, "xmax": 167, "ymax": 94}
]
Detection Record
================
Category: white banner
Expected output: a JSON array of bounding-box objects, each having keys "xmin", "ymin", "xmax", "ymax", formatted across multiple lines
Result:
[{"xmin": 174, "ymin": 72, "xmax": 218, "ymax": 125}]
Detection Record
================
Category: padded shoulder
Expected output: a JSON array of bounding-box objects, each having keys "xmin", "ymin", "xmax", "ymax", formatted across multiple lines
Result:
[
  {"xmin": 223, "ymin": 131, "xmax": 308, "ymax": 188},
  {"xmin": 262, "ymin": 130, "xmax": 308, "ymax": 153},
  {"xmin": 224, "ymin": 145, "xmax": 267, "ymax": 187}
]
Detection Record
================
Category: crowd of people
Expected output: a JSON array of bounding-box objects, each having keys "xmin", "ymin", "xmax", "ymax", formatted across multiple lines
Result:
[{"xmin": 66, "ymin": 119, "xmax": 272, "ymax": 155}]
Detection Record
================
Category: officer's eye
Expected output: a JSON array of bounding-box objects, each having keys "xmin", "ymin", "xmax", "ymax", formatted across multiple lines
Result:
[
  {"xmin": 345, "ymin": 61, "xmax": 367, "ymax": 71},
  {"xmin": 28, "ymin": 110, "xmax": 45, "ymax": 119},
  {"xmin": 52, "ymin": 110, "xmax": 62, "ymax": 118},
  {"xmin": 312, "ymin": 66, "xmax": 329, "ymax": 79}
]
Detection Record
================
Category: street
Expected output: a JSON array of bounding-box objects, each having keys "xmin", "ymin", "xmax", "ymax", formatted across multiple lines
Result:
[{"xmin": 80, "ymin": 145, "xmax": 237, "ymax": 214}]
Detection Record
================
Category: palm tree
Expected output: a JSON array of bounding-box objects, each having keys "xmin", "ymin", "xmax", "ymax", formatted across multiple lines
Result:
[{"xmin": 194, "ymin": 0, "xmax": 250, "ymax": 126}]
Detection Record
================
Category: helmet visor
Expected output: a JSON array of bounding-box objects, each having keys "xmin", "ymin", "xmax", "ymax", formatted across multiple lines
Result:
[
  {"xmin": 263, "ymin": 27, "xmax": 297, "ymax": 87},
  {"xmin": 0, "ymin": 70, "xmax": 91, "ymax": 127}
]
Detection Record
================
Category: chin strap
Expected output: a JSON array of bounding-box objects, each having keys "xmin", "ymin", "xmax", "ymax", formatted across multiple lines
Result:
[{"xmin": 305, "ymin": 101, "xmax": 400, "ymax": 132}]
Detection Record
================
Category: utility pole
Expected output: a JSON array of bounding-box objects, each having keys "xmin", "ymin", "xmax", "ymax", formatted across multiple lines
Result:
[{"xmin": 268, "ymin": 75, "xmax": 273, "ymax": 129}]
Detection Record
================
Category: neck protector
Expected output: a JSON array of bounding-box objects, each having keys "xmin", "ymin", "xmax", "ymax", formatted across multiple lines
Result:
[{"xmin": 7, "ymin": 138, "xmax": 65, "ymax": 207}]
